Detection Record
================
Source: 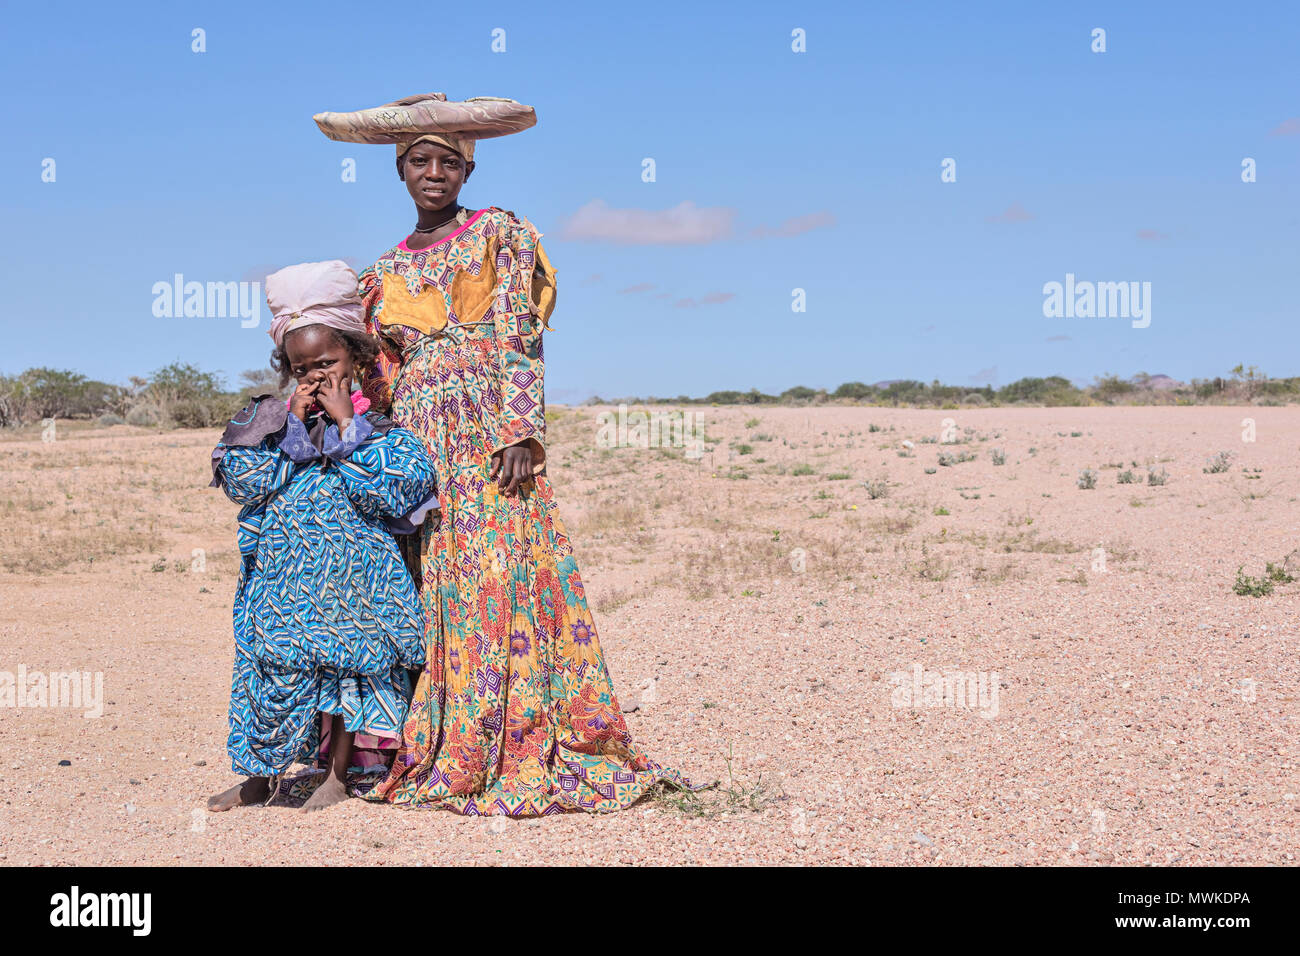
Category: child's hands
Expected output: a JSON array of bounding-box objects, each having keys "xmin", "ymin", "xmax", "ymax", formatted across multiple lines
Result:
[
  {"xmin": 289, "ymin": 376, "xmax": 321, "ymax": 421},
  {"xmin": 316, "ymin": 371, "xmax": 355, "ymax": 430}
]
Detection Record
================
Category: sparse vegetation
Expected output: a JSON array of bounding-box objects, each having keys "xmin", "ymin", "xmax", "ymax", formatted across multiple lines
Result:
[
  {"xmin": 938, "ymin": 450, "xmax": 976, "ymax": 467},
  {"xmin": 916, "ymin": 543, "xmax": 951, "ymax": 581},
  {"xmin": 1266, "ymin": 562, "xmax": 1295, "ymax": 584},
  {"xmin": 1233, "ymin": 567, "xmax": 1273, "ymax": 597},
  {"xmin": 647, "ymin": 743, "xmax": 782, "ymax": 818},
  {"xmin": 864, "ymin": 478, "xmax": 890, "ymax": 499},
  {"xmin": 1, "ymin": 362, "xmax": 253, "ymax": 430},
  {"xmin": 9, "ymin": 362, "xmax": 1299, "ymax": 434},
  {"xmin": 1203, "ymin": 451, "xmax": 1234, "ymax": 474}
]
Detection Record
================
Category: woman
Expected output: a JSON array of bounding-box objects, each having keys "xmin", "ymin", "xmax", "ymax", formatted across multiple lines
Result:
[{"xmin": 314, "ymin": 93, "xmax": 694, "ymax": 815}]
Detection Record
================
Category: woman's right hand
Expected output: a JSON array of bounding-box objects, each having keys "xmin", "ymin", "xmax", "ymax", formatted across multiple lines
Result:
[{"xmin": 489, "ymin": 441, "xmax": 535, "ymax": 495}]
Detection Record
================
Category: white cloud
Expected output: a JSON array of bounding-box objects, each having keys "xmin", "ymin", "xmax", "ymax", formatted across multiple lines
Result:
[{"xmin": 560, "ymin": 200, "xmax": 736, "ymax": 245}]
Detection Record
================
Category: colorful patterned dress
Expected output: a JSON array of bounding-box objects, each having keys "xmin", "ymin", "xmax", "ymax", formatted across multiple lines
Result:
[
  {"xmin": 211, "ymin": 395, "xmax": 438, "ymax": 778},
  {"xmin": 357, "ymin": 206, "xmax": 693, "ymax": 815}
]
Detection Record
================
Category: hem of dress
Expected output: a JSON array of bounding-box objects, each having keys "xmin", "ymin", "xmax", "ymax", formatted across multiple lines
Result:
[{"xmin": 362, "ymin": 764, "xmax": 699, "ymax": 817}]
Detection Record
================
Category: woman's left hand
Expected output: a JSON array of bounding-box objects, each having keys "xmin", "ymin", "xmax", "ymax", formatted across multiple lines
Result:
[{"xmin": 489, "ymin": 442, "xmax": 533, "ymax": 495}]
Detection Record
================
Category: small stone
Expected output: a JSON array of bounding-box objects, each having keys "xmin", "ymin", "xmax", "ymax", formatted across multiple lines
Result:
[
  {"xmin": 57, "ymin": 760, "xmax": 71, "ymax": 767},
  {"xmin": 193, "ymin": 760, "xmax": 207, "ymax": 767}
]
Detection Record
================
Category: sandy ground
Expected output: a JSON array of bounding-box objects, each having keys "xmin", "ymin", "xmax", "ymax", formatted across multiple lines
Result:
[{"xmin": 0, "ymin": 404, "xmax": 1296, "ymax": 866}]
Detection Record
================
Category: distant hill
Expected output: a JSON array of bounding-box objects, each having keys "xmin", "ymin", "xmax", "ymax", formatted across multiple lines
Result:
[{"xmin": 1144, "ymin": 374, "xmax": 1182, "ymax": 391}]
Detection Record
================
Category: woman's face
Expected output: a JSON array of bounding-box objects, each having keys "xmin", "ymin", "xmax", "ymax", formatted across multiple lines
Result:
[
  {"xmin": 399, "ymin": 141, "xmax": 474, "ymax": 212},
  {"xmin": 284, "ymin": 326, "xmax": 354, "ymax": 385}
]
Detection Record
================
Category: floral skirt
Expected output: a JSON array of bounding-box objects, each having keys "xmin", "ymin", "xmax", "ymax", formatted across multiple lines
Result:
[{"xmin": 365, "ymin": 324, "xmax": 694, "ymax": 815}]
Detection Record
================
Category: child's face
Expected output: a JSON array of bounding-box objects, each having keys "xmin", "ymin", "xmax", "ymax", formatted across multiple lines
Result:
[{"xmin": 284, "ymin": 326, "xmax": 355, "ymax": 386}]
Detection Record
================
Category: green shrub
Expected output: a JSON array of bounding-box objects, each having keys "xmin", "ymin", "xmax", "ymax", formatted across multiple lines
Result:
[
  {"xmin": 126, "ymin": 405, "xmax": 160, "ymax": 427},
  {"xmin": 172, "ymin": 397, "xmax": 228, "ymax": 429},
  {"xmin": 1233, "ymin": 567, "xmax": 1273, "ymax": 597},
  {"xmin": 1266, "ymin": 562, "xmax": 1295, "ymax": 584}
]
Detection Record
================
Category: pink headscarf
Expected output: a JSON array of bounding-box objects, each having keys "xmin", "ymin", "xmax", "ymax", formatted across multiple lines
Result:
[{"xmin": 265, "ymin": 260, "xmax": 367, "ymax": 349}]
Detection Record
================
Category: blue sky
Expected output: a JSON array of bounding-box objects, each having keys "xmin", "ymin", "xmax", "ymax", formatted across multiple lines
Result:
[{"xmin": 1, "ymin": 0, "xmax": 1296, "ymax": 401}]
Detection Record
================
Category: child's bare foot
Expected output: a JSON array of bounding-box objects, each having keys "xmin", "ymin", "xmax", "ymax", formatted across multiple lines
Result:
[
  {"xmin": 207, "ymin": 776, "xmax": 269, "ymax": 812},
  {"xmin": 301, "ymin": 776, "xmax": 348, "ymax": 813}
]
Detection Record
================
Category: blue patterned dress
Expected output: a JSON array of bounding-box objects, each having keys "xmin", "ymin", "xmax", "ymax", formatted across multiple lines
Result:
[{"xmin": 211, "ymin": 394, "xmax": 438, "ymax": 778}]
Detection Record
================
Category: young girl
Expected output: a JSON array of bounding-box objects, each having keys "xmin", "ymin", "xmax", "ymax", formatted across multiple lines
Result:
[{"xmin": 207, "ymin": 259, "xmax": 438, "ymax": 813}]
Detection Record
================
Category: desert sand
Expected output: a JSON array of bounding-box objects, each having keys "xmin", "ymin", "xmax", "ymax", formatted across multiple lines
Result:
[{"xmin": 0, "ymin": 405, "xmax": 1295, "ymax": 865}]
